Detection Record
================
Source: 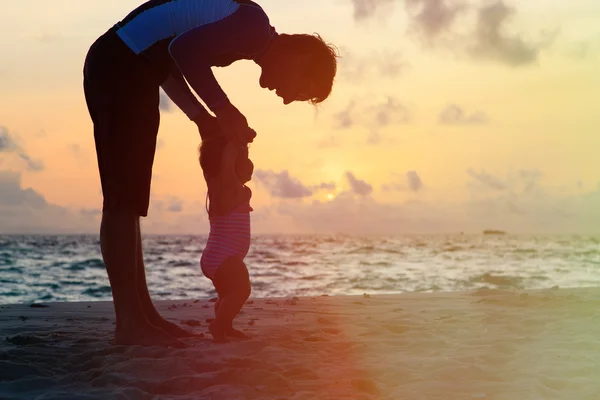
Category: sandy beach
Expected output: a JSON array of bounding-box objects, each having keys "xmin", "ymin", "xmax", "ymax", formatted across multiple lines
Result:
[{"xmin": 2, "ymin": 287, "xmax": 600, "ymax": 399}]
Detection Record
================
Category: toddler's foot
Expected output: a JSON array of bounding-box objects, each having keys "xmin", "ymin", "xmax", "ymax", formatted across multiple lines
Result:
[
  {"xmin": 227, "ymin": 328, "xmax": 250, "ymax": 339},
  {"xmin": 208, "ymin": 320, "xmax": 227, "ymax": 343}
]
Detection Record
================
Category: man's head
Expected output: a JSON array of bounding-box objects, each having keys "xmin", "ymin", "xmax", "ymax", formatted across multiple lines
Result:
[{"xmin": 259, "ymin": 33, "xmax": 338, "ymax": 105}]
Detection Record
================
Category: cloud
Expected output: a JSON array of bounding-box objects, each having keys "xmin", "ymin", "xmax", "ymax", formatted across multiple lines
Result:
[
  {"xmin": 312, "ymin": 182, "xmax": 337, "ymax": 191},
  {"xmin": 338, "ymin": 47, "xmax": 408, "ymax": 83},
  {"xmin": 350, "ymin": 0, "xmax": 395, "ymax": 21},
  {"xmin": 404, "ymin": 0, "xmax": 467, "ymax": 42},
  {"xmin": 345, "ymin": 171, "xmax": 373, "ymax": 196},
  {"xmin": 260, "ymin": 179, "xmax": 600, "ymax": 234},
  {"xmin": 259, "ymin": 168, "xmax": 600, "ymax": 234},
  {"xmin": 317, "ymin": 135, "xmax": 342, "ymax": 149},
  {"xmin": 68, "ymin": 143, "xmax": 91, "ymax": 166},
  {"xmin": 351, "ymin": 0, "xmax": 551, "ymax": 67},
  {"xmin": 566, "ymin": 36, "xmax": 600, "ymax": 60},
  {"xmin": 469, "ymin": 1, "xmax": 548, "ymax": 67},
  {"xmin": 159, "ymin": 90, "xmax": 174, "ymax": 112},
  {"xmin": 467, "ymin": 168, "xmax": 509, "ymax": 191},
  {"xmin": 3, "ymin": 167, "xmax": 600, "ymax": 235},
  {"xmin": 467, "ymin": 168, "xmax": 545, "ymax": 195},
  {"xmin": 254, "ymin": 170, "xmax": 313, "ymax": 199},
  {"xmin": 80, "ymin": 208, "xmax": 101, "ymax": 217},
  {"xmin": 0, "ymin": 171, "xmax": 98, "ymax": 234},
  {"xmin": 382, "ymin": 170, "xmax": 425, "ymax": 192},
  {"xmin": 439, "ymin": 104, "xmax": 489, "ymax": 125},
  {"xmin": 407, "ymin": 170, "xmax": 424, "ymax": 191},
  {"xmin": 0, "ymin": 171, "xmax": 47, "ymax": 208},
  {"xmin": 154, "ymin": 196, "xmax": 185, "ymax": 213},
  {"xmin": 0, "ymin": 126, "xmax": 44, "ymax": 172},
  {"xmin": 334, "ymin": 97, "xmax": 412, "ymax": 143}
]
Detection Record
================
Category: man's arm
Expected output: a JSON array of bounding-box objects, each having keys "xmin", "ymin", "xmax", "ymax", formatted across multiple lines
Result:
[
  {"xmin": 168, "ymin": 4, "xmax": 273, "ymax": 140},
  {"xmin": 161, "ymin": 70, "xmax": 221, "ymax": 137},
  {"xmin": 160, "ymin": 70, "xmax": 204, "ymax": 121}
]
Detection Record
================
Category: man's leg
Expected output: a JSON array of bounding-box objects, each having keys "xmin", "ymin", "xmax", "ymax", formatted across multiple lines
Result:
[
  {"xmin": 84, "ymin": 34, "xmax": 184, "ymax": 347},
  {"xmin": 134, "ymin": 219, "xmax": 197, "ymax": 338},
  {"xmin": 100, "ymin": 211, "xmax": 184, "ymax": 347}
]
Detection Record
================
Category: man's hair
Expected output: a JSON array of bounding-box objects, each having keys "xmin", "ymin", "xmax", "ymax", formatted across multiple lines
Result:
[{"xmin": 280, "ymin": 33, "xmax": 339, "ymax": 104}]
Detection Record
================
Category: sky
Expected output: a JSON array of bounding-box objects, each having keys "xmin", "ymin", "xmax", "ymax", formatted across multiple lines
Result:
[{"xmin": 0, "ymin": 0, "xmax": 599, "ymax": 235}]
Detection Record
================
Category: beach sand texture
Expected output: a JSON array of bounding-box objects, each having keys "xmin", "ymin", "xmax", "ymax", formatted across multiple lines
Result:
[{"xmin": 2, "ymin": 287, "xmax": 600, "ymax": 399}]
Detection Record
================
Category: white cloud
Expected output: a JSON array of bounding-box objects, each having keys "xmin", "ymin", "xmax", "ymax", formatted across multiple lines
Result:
[
  {"xmin": 154, "ymin": 196, "xmax": 185, "ymax": 213},
  {"xmin": 350, "ymin": 0, "xmax": 395, "ymax": 21},
  {"xmin": 0, "ymin": 171, "xmax": 98, "ymax": 234},
  {"xmin": 469, "ymin": 1, "xmax": 552, "ymax": 67},
  {"xmin": 439, "ymin": 104, "xmax": 489, "ymax": 125},
  {"xmin": 345, "ymin": 171, "xmax": 373, "ymax": 196},
  {"xmin": 407, "ymin": 170, "xmax": 424, "ymax": 192},
  {"xmin": 333, "ymin": 96, "xmax": 412, "ymax": 144},
  {"xmin": 349, "ymin": 0, "xmax": 553, "ymax": 67},
  {"xmin": 0, "ymin": 126, "xmax": 44, "ymax": 172},
  {"xmin": 2, "ymin": 168, "xmax": 599, "ymax": 235},
  {"xmin": 254, "ymin": 170, "xmax": 314, "ymax": 199},
  {"xmin": 337, "ymin": 47, "xmax": 408, "ymax": 83},
  {"xmin": 382, "ymin": 171, "xmax": 425, "ymax": 192}
]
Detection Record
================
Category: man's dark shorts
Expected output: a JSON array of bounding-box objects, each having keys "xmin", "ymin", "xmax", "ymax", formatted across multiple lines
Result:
[{"xmin": 83, "ymin": 27, "xmax": 161, "ymax": 217}]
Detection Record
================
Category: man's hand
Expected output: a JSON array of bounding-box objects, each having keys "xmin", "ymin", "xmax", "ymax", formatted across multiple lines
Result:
[{"xmin": 192, "ymin": 111, "xmax": 221, "ymax": 139}]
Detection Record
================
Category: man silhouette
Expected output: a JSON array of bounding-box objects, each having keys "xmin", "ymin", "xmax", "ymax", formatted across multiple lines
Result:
[{"xmin": 83, "ymin": 0, "xmax": 338, "ymax": 346}]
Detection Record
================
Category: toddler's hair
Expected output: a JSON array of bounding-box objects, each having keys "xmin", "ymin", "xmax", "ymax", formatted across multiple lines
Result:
[{"xmin": 198, "ymin": 135, "xmax": 228, "ymax": 182}]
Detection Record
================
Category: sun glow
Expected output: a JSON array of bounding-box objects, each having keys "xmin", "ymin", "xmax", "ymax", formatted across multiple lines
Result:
[{"xmin": 327, "ymin": 193, "xmax": 335, "ymax": 201}]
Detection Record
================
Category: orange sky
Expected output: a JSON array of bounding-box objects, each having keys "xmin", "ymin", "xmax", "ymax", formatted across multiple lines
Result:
[{"xmin": 1, "ymin": 0, "xmax": 599, "ymax": 234}]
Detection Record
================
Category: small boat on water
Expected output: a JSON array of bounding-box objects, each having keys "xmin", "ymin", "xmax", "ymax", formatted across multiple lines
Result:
[{"xmin": 483, "ymin": 230, "xmax": 506, "ymax": 235}]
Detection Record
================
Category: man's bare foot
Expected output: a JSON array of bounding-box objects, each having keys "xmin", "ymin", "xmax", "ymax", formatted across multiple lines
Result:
[
  {"xmin": 208, "ymin": 320, "xmax": 227, "ymax": 343},
  {"xmin": 114, "ymin": 323, "xmax": 186, "ymax": 348},
  {"xmin": 149, "ymin": 317, "xmax": 198, "ymax": 338},
  {"xmin": 227, "ymin": 328, "xmax": 250, "ymax": 339}
]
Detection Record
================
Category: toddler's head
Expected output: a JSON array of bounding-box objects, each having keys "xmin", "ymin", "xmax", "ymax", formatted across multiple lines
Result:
[{"xmin": 199, "ymin": 136, "xmax": 253, "ymax": 184}]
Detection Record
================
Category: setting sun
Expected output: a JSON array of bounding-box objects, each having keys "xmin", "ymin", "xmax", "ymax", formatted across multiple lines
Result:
[{"xmin": 327, "ymin": 193, "xmax": 335, "ymax": 201}]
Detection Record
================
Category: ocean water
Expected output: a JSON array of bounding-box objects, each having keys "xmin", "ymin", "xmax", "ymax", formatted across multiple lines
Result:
[{"xmin": 1, "ymin": 234, "xmax": 599, "ymax": 305}]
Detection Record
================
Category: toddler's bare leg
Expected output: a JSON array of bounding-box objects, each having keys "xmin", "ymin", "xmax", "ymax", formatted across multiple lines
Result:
[{"xmin": 208, "ymin": 257, "xmax": 251, "ymax": 342}]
